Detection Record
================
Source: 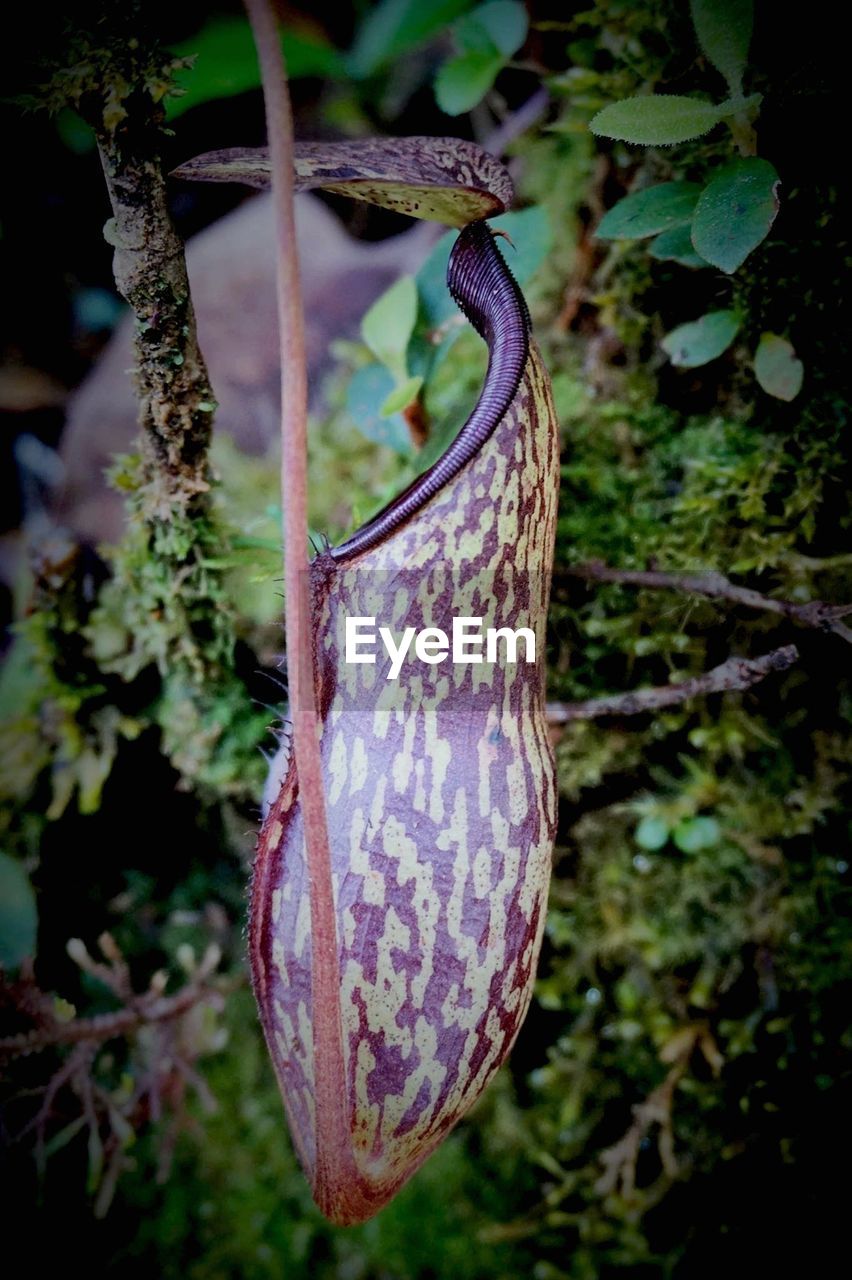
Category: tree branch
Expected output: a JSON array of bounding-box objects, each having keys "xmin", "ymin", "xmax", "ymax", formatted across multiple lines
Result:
[
  {"xmin": 561, "ymin": 562, "xmax": 852, "ymax": 644},
  {"xmin": 0, "ymin": 943, "xmax": 222, "ymax": 1059},
  {"xmin": 71, "ymin": 25, "xmax": 215, "ymax": 522},
  {"xmin": 547, "ymin": 644, "xmax": 798, "ymax": 724}
]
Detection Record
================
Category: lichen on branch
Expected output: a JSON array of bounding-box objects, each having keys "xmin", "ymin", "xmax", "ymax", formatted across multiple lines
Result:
[{"xmin": 55, "ymin": 8, "xmax": 215, "ymax": 523}]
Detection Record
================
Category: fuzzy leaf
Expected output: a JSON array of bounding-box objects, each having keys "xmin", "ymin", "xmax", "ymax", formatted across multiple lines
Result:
[
  {"xmin": 690, "ymin": 0, "xmax": 753, "ymax": 95},
  {"xmin": 661, "ymin": 310, "xmax": 740, "ymax": 368},
  {"xmin": 648, "ymin": 225, "xmax": 709, "ymax": 268},
  {"xmin": 590, "ymin": 95, "xmax": 728, "ymax": 145},
  {"xmin": 691, "ymin": 158, "xmax": 780, "ymax": 273},
  {"xmin": 597, "ymin": 182, "xmax": 702, "ymax": 239},
  {"xmin": 0, "ymin": 852, "xmax": 38, "ymax": 968},
  {"xmin": 361, "ymin": 276, "xmax": 418, "ymax": 381},
  {"xmin": 435, "ymin": 49, "xmax": 506, "ymax": 115},
  {"xmin": 753, "ymin": 333, "xmax": 804, "ymax": 401}
]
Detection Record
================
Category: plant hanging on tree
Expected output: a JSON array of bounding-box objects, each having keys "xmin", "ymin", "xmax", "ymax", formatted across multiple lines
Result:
[{"xmin": 173, "ymin": 0, "xmax": 561, "ymax": 1224}]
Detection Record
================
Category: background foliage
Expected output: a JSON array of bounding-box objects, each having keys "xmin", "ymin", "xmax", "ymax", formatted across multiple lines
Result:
[{"xmin": 2, "ymin": 1, "xmax": 850, "ymax": 1275}]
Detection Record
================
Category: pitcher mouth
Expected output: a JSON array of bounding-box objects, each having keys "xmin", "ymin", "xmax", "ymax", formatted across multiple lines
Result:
[{"xmin": 331, "ymin": 220, "xmax": 531, "ymax": 564}]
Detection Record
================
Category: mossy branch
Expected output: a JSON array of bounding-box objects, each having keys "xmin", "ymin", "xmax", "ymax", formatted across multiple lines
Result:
[
  {"xmin": 561, "ymin": 562, "xmax": 852, "ymax": 644},
  {"xmin": 547, "ymin": 644, "xmax": 798, "ymax": 723},
  {"xmin": 66, "ymin": 18, "xmax": 215, "ymax": 522},
  {"xmin": 0, "ymin": 943, "xmax": 222, "ymax": 1058}
]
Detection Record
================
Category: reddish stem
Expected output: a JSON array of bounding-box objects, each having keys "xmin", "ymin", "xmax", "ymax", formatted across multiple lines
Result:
[{"xmin": 244, "ymin": 0, "xmax": 354, "ymax": 1210}]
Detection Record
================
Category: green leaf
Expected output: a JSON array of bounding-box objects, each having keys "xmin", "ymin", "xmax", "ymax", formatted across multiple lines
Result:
[
  {"xmin": 454, "ymin": 1, "xmax": 528, "ymax": 56},
  {"xmin": 381, "ymin": 375, "xmax": 424, "ymax": 417},
  {"xmin": 635, "ymin": 816, "xmax": 670, "ymax": 850},
  {"xmin": 661, "ymin": 310, "xmax": 741, "ymax": 368},
  {"xmin": 0, "ymin": 852, "xmax": 38, "ymax": 968},
  {"xmin": 435, "ymin": 0, "xmax": 527, "ymax": 112},
  {"xmin": 691, "ymin": 158, "xmax": 780, "ymax": 273},
  {"xmin": 346, "ymin": 364, "xmax": 415, "ymax": 454},
  {"xmin": 435, "ymin": 49, "xmax": 506, "ymax": 115},
  {"xmin": 648, "ymin": 225, "xmax": 709, "ymax": 268},
  {"xmin": 168, "ymin": 17, "xmax": 342, "ymax": 119},
  {"xmin": 347, "ymin": 0, "xmax": 473, "ymax": 78},
  {"xmin": 56, "ymin": 108, "xmax": 94, "ymax": 154},
  {"xmin": 690, "ymin": 0, "xmax": 753, "ymax": 96},
  {"xmin": 597, "ymin": 182, "xmax": 702, "ymax": 239},
  {"xmin": 361, "ymin": 276, "xmax": 419, "ymax": 381},
  {"xmin": 753, "ymin": 333, "xmax": 804, "ymax": 401},
  {"xmin": 43, "ymin": 1115, "xmax": 88, "ymax": 1161},
  {"xmin": 590, "ymin": 95, "xmax": 728, "ymax": 145},
  {"xmin": 673, "ymin": 816, "xmax": 721, "ymax": 853}
]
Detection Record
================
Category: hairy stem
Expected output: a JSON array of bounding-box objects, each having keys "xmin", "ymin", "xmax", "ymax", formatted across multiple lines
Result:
[
  {"xmin": 547, "ymin": 644, "xmax": 798, "ymax": 724},
  {"xmin": 245, "ymin": 0, "xmax": 351, "ymax": 1209}
]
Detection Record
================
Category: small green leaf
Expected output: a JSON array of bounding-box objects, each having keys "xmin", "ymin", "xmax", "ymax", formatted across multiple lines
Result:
[
  {"xmin": 691, "ymin": 158, "xmax": 780, "ymax": 273},
  {"xmin": 590, "ymin": 95, "xmax": 727, "ymax": 146},
  {"xmin": 649, "ymin": 225, "xmax": 709, "ymax": 268},
  {"xmin": 635, "ymin": 816, "xmax": 670, "ymax": 850},
  {"xmin": 361, "ymin": 275, "xmax": 418, "ymax": 381},
  {"xmin": 435, "ymin": 1, "xmax": 527, "ymax": 113},
  {"xmin": 347, "ymin": 364, "xmax": 415, "ymax": 454},
  {"xmin": 754, "ymin": 333, "xmax": 804, "ymax": 401},
  {"xmin": 454, "ymin": 1, "xmax": 528, "ymax": 56},
  {"xmin": 673, "ymin": 816, "xmax": 721, "ymax": 853},
  {"xmin": 690, "ymin": 0, "xmax": 753, "ymax": 96},
  {"xmin": 0, "ymin": 852, "xmax": 38, "ymax": 968},
  {"xmin": 597, "ymin": 182, "xmax": 702, "ymax": 239},
  {"xmin": 381, "ymin": 375, "xmax": 424, "ymax": 417},
  {"xmin": 56, "ymin": 108, "xmax": 94, "ymax": 155},
  {"xmin": 661, "ymin": 310, "xmax": 741, "ymax": 368},
  {"xmin": 346, "ymin": 0, "xmax": 472, "ymax": 79},
  {"xmin": 435, "ymin": 49, "xmax": 505, "ymax": 115},
  {"xmin": 168, "ymin": 17, "xmax": 342, "ymax": 119}
]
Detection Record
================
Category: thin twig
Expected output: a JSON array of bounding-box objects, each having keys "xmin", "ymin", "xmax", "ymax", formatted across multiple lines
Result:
[
  {"xmin": 547, "ymin": 644, "xmax": 799, "ymax": 723},
  {"xmin": 560, "ymin": 562, "xmax": 852, "ymax": 643},
  {"xmin": 0, "ymin": 976, "xmax": 218, "ymax": 1058},
  {"xmin": 595, "ymin": 1061, "xmax": 686, "ymax": 1198},
  {"xmin": 483, "ymin": 87, "xmax": 550, "ymax": 156}
]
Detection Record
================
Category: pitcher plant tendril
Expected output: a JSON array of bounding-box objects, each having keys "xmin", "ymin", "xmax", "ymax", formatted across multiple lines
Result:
[{"xmin": 180, "ymin": 0, "xmax": 561, "ymax": 1225}]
